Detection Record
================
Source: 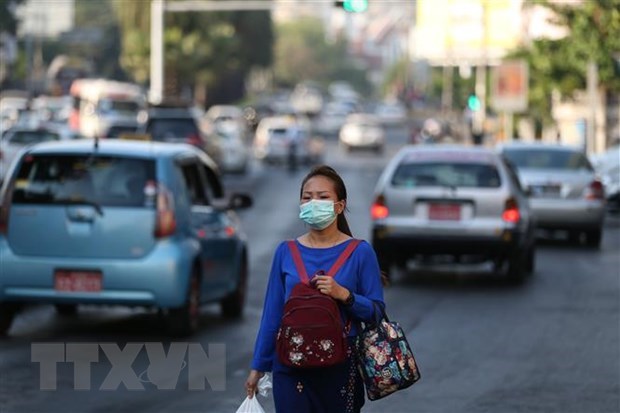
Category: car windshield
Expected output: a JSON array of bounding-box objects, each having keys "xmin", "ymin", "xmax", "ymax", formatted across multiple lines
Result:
[
  {"xmin": 503, "ymin": 148, "xmax": 592, "ymax": 171},
  {"xmin": 11, "ymin": 154, "xmax": 156, "ymax": 208},
  {"xmin": 391, "ymin": 162, "xmax": 501, "ymax": 188},
  {"xmin": 9, "ymin": 130, "xmax": 61, "ymax": 144},
  {"xmin": 98, "ymin": 99, "xmax": 140, "ymax": 114},
  {"xmin": 147, "ymin": 118, "xmax": 198, "ymax": 141}
]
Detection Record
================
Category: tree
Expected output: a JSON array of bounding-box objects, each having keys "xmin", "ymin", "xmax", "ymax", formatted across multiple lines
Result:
[
  {"xmin": 273, "ymin": 17, "xmax": 370, "ymax": 94},
  {"xmin": 507, "ymin": 0, "xmax": 620, "ymax": 127},
  {"xmin": 73, "ymin": 0, "xmax": 125, "ymax": 80},
  {"xmin": 0, "ymin": 0, "xmax": 24, "ymax": 35},
  {"xmin": 113, "ymin": 0, "xmax": 273, "ymax": 106}
]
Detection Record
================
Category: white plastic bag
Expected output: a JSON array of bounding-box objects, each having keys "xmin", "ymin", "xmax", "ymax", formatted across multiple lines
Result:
[
  {"xmin": 235, "ymin": 396, "xmax": 265, "ymax": 413},
  {"xmin": 235, "ymin": 373, "xmax": 272, "ymax": 413},
  {"xmin": 256, "ymin": 373, "xmax": 272, "ymax": 397}
]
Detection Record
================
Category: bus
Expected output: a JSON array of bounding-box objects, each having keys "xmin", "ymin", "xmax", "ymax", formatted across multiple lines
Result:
[{"xmin": 69, "ymin": 78, "xmax": 146, "ymax": 139}]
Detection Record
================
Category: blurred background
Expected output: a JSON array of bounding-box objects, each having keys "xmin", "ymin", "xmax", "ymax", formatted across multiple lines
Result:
[
  {"xmin": 1, "ymin": 0, "xmax": 618, "ymax": 150},
  {"xmin": 0, "ymin": 1, "xmax": 619, "ymax": 413}
]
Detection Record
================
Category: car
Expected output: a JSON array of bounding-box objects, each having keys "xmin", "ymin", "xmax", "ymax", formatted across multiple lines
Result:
[
  {"xmin": 203, "ymin": 105, "xmax": 249, "ymax": 142},
  {"xmin": 371, "ymin": 145, "xmax": 536, "ymax": 282},
  {"xmin": 374, "ymin": 101, "xmax": 407, "ymax": 126},
  {"xmin": 0, "ymin": 139, "xmax": 253, "ymax": 336},
  {"xmin": 253, "ymin": 115, "xmax": 323, "ymax": 165},
  {"xmin": 499, "ymin": 142, "xmax": 606, "ymax": 247},
  {"xmin": 591, "ymin": 142, "xmax": 620, "ymax": 213},
  {"xmin": 0, "ymin": 127, "xmax": 63, "ymax": 183},
  {"xmin": 137, "ymin": 104, "xmax": 222, "ymax": 166},
  {"xmin": 314, "ymin": 101, "xmax": 354, "ymax": 137},
  {"xmin": 339, "ymin": 114, "xmax": 385, "ymax": 153},
  {"xmin": 210, "ymin": 121, "xmax": 250, "ymax": 174}
]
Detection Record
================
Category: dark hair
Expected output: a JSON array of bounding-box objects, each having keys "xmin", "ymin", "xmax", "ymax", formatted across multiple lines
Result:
[{"xmin": 300, "ymin": 165, "xmax": 352, "ymax": 237}]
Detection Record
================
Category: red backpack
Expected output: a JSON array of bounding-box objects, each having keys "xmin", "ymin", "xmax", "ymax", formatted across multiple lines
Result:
[{"xmin": 276, "ymin": 239, "xmax": 361, "ymax": 369}]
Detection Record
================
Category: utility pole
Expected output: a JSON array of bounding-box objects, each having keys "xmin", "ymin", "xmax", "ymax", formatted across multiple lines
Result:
[
  {"xmin": 472, "ymin": 0, "xmax": 488, "ymax": 145},
  {"xmin": 586, "ymin": 60, "xmax": 598, "ymax": 154}
]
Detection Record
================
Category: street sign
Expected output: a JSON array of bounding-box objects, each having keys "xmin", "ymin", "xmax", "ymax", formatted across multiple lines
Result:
[{"xmin": 490, "ymin": 60, "xmax": 529, "ymax": 113}]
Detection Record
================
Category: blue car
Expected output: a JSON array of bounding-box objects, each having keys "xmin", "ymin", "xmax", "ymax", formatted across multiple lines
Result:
[{"xmin": 0, "ymin": 139, "xmax": 252, "ymax": 336}]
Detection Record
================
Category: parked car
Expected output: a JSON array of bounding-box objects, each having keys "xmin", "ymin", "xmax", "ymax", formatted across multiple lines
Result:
[
  {"xmin": 0, "ymin": 140, "xmax": 253, "ymax": 336},
  {"xmin": 499, "ymin": 142, "xmax": 606, "ymax": 247},
  {"xmin": 0, "ymin": 127, "xmax": 63, "ymax": 183},
  {"xmin": 371, "ymin": 145, "xmax": 536, "ymax": 282},
  {"xmin": 138, "ymin": 104, "xmax": 222, "ymax": 166},
  {"xmin": 253, "ymin": 115, "xmax": 323, "ymax": 165},
  {"xmin": 591, "ymin": 142, "xmax": 620, "ymax": 213},
  {"xmin": 339, "ymin": 114, "xmax": 385, "ymax": 153}
]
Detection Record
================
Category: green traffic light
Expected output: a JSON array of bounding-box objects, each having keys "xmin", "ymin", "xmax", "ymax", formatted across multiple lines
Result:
[
  {"xmin": 343, "ymin": 0, "xmax": 368, "ymax": 12},
  {"xmin": 467, "ymin": 95, "xmax": 481, "ymax": 111}
]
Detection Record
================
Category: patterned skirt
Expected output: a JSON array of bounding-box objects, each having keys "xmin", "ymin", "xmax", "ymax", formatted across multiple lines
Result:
[{"xmin": 272, "ymin": 337, "xmax": 365, "ymax": 413}]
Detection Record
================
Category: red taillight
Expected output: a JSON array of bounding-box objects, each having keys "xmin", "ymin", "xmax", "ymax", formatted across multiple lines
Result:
[
  {"xmin": 224, "ymin": 226, "xmax": 236, "ymax": 237},
  {"xmin": 154, "ymin": 183, "xmax": 176, "ymax": 238},
  {"xmin": 584, "ymin": 180, "xmax": 605, "ymax": 200},
  {"xmin": 186, "ymin": 133, "xmax": 203, "ymax": 147},
  {"xmin": 371, "ymin": 195, "xmax": 389, "ymax": 220},
  {"xmin": 502, "ymin": 198, "xmax": 520, "ymax": 223}
]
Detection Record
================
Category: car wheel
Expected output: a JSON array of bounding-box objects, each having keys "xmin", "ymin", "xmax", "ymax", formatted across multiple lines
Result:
[
  {"xmin": 0, "ymin": 303, "xmax": 19, "ymax": 336},
  {"xmin": 166, "ymin": 268, "xmax": 201, "ymax": 337},
  {"xmin": 585, "ymin": 229, "xmax": 602, "ymax": 248},
  {"xmin": 524, "ymin": 246, "xmax": 535, "ymax": 274},
  {"xmin": 220, "ymin": 256, "xmax": 248, "ymax": 318},
  {"xmin": 506, "ymin": 252, "xmax": 526, "ymax": 283},
  {"xmin": 568, "ymin": 230, "xmax": 582, "ymax": 245},
  {"xmin": 54, "ymin": 304, "xmax": 78, "ymax": 317}
]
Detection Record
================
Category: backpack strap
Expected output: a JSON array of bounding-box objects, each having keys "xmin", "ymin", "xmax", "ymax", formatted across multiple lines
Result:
[
  {"xmin": 287, "ymin": 239, "xmax": 361, "ymax": 285},
  {"xmin": 326, "ymin": 239, "xmax": 361, "ymax": 277},
  {"xmin": 287, "ymin": 240, "xmax": 310, "ymax": 285}
]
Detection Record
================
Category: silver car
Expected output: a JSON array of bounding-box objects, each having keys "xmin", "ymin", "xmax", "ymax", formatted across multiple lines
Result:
[
  {"xmin": 339, "ymin": 114, "xmax": 385, "ymax": 153},
  {"xmin": 499, "ymin": 142, "xmax": 606, "ymax": 247},
  {"xmin": 371, "ymin": 145, "xmax": 536, "ymax": 282}
]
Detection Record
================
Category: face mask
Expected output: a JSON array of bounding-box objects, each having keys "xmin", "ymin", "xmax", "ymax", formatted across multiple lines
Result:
[{"xmin": 299, "ymin": 199, "xmax": 339, "ymax": 230}]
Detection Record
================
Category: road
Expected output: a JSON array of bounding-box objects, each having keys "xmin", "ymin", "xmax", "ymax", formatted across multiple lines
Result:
[{"xmin": 1, "ymin": 127, "xmax": 619, "ymax": 413}]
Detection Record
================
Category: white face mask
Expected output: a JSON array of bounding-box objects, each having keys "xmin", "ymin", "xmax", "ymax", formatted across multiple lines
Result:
[{"xmin": 299, "ymin": 199, "xmax": 338, "ymax": 230}]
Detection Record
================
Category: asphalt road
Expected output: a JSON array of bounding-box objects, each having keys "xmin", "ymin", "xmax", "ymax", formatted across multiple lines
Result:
[{"xmin": 1, "ymin": 128, "xmax": 618, "ymax": 413}]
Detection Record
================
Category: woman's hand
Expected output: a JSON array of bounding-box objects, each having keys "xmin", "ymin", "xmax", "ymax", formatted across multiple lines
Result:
[
  {"xmin": 245, "ymin": 369, "xmax": 264, "ymax": 399},
  {"xmin": 312, "ymin": 275, "xmax": 349, "ymax": 302}
]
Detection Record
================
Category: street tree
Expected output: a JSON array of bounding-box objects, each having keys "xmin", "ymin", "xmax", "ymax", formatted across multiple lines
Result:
[
  {"xmin": 0, "ymin": 0, "xmax": 24, "ymax": 35},
  {"xmin": 274, "ymin": 17, "xmax": 370, "ymax": 94},
  {"xmin": 113, "ymin": 0, "xmax": 273, "ymax": 106},
  {"xmin": 507, "ymin": 0, "xmax": 620, "ymax": 129}
]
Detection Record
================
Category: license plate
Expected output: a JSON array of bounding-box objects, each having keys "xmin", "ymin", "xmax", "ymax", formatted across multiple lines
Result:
[
  {"xmin": 54, "ymin": 270, "xmax": 102, "ymax": 292},
  {"xmin": 428, "ymin": 203, "xmax": 461, "ymax": 220},
  {"xmin": 530, "ymin": 185, "xmax": 561, "ymax": 197}
]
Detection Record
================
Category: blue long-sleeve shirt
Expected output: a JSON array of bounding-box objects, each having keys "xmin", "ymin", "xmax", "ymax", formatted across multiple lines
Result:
[{"xmin": 251, "ymin": 238, "xmax": 385, "ymax": 372}]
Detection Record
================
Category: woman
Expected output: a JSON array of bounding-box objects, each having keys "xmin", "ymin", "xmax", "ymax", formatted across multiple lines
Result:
[{"xmin": 245, "ymin": 165, "xmax": 385, "ymax": 413}]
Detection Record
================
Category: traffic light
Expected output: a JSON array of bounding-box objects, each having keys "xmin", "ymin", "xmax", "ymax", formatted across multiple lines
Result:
[
  {"xmin": 467, "ymin": 94, "xmax": 481, "ymax": 111},
  {"xmin": 334, "ymin": 0, "xmax": 368, "ymax": 13}
]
